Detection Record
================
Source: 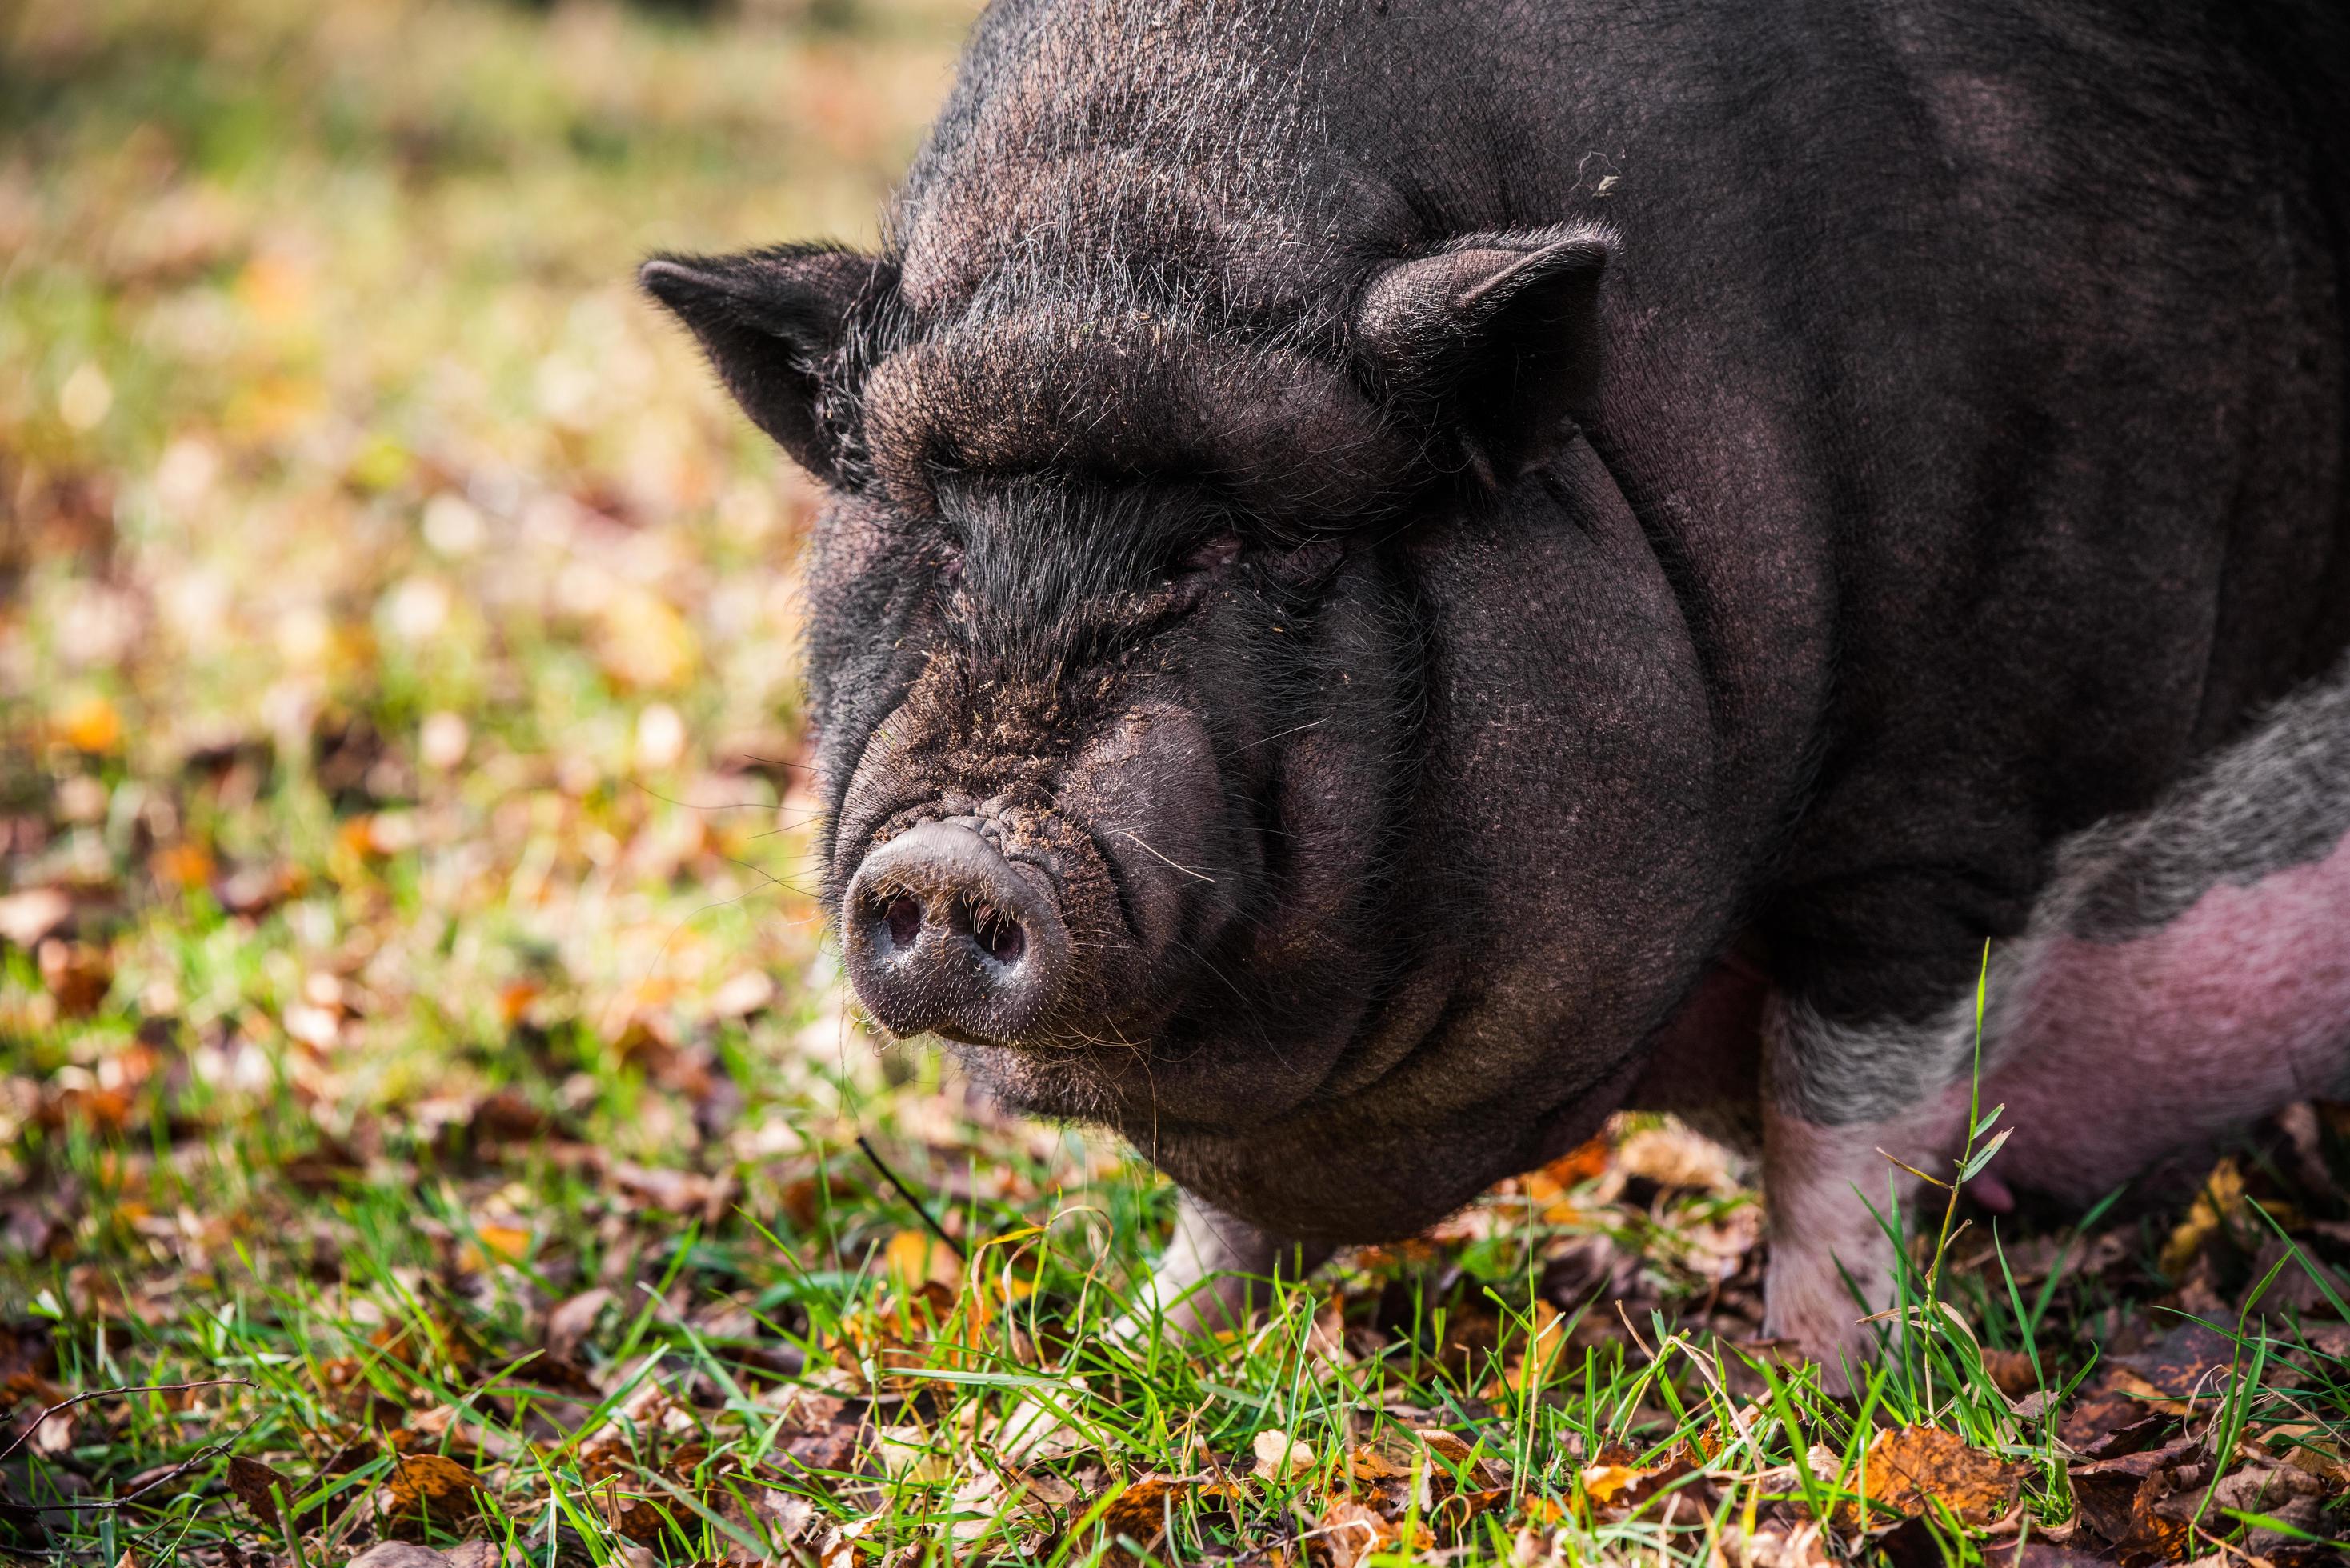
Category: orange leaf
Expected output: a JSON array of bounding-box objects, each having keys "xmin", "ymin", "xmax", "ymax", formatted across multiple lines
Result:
[
  {"xmin": 459, "ymin": 1223, "xmax": 530, "ymax": 1272},
  {"xmin": 150, "ymin": 843, "xmax": 215, "ymax": 892},
  {"xmin": 1853, "ymin": 1426, "xmax": 2021, "ymax": 1529},
  {"xmin": 883, "ymin": 1229, "xmax": 961, "ymax": 1294},
  {"xmin": 1081, "ymin": 1474, "xmax": 1194, "ymax": 1549},
  {"xmin": 382, "ymin": 1451, "xmax": 486, "ymax": 1536},
  {"xmin": 57, "ymin": 694, "xmax": 122, "ymax": 754}
]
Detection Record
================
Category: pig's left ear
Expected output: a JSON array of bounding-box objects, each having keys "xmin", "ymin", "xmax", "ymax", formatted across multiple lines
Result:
[
  {"xmin": 639, "ymin": 244, "xmax": 896, "ymax": 486},
  {"xmin": 1353, "ymin": 226, "xmax": 1610, "ymax": 487}
]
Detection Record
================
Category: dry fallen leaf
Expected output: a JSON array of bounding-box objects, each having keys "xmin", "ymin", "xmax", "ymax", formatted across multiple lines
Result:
[
  {"xmin": 458, "ymin": 1222, "xmax": 530, "ymax": 1273},
  {"xmin": 0, "ymin": 889, "xmax": 71, "ymax": 950},
  {"xmin": 545, "ymin": 1286, "xmax": 613, "ymax": 1365},
  {"xmin": 1486, "ymin": 1300, "xmax": 1568, "ymax": 1400},
  {"xmin": 1063, "ymin": 1474, "xmax": 1198, "ymax": 1557},
  {"xmin": 379, "ymin": 1451, "xmax": 487, "ymax": 1538},
  {"xmin": 1311, "ymin": 1498, "xmax": 1398, "ymax": 1568},
  {"xmin": 872, "ymin": 1424, "xmax": 952, "ymax": 1484},
  {"xmin": 2068, "ymin": 1435, "xmax": 2201, "ymax": 1560},
  {"xmin": 1415, "ymin": 1427, "xmax": 1509, "ymax": 1486},
  {"xmin": 1852, "ymin": 1426, "xmax": 2023, "ymax": 1529},
  {"xmin": 1574, "ymin": 1445, "xmax": 1699, "ymax": 1523},
  {"xmin": 770, "ymin": 1392, "xmax": 868, "ymax": 1476},
  {"xmin": 36, "ymin": 939, "xmax": 111, "ymax": 1018},
  {"xmin": 2109, "ymin": 1322, "xmax": 2236, "ymax": 1406},
  {"xmin": 346, "ymin": 1546, "xmax": 459, "ymax": 1568},
  {"xmin": 1718, "ymin": 1521, "xmax": 1836, "ymax": 1568},
  {"xmin": 1253, "ymin": 1428, "xmax": 1315, "ymax": 1482},
  {"xmin": 225, "ymin": 1455, "xmax": 293, "ymax": 1532},
  {"xmin": 1979, "ymin": 1346, "xmax": 2039, "ymax": 1399},
  {"xmin": 819, "ymin": 1514, "xmax": 875, "ymax": 1568},
  {"xmin": 883, "ymin": 1230, "xmax": 963, "ymax": 1295},
  {"xmin": 2158, "ymin": 1157, "xmax": 2245, "ymax": 1277},
  {"xmin": 1615, "ymin": 1122, "xmax": 1738, "ymax": 1194}
]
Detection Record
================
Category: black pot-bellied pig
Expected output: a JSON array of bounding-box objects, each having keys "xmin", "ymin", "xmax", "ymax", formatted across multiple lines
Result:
[{"xmin": 643, "ymin": 0, "xmax": 2350, "ymax": 1377}]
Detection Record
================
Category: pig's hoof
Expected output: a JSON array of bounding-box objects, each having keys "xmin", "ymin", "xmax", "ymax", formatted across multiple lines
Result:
[{"xmin": 1111, "ymin": 1261, "xmax": 1259, "ymax": 1343}]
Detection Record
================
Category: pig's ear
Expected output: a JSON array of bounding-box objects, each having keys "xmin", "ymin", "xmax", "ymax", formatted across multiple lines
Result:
[
  {"xmin": 639, "ymin": 245, "xmax": 895, "ymax": 486},
  {"xmin": 1353, "ymin": 227, "xmax": 1610, "ymax": 486}
]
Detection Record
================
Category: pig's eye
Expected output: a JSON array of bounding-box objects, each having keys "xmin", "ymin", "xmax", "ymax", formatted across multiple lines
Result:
[
  {"xmin": 1180, "ymin": 534, "xmax": 1243, "ymax": 574},
  {"xmin": 937, "ymin": 548, "xmax": 964, "ymax": 585}
]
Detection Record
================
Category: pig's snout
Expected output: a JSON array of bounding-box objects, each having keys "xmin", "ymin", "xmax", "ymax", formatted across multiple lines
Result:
[{"xmin": 842, "ymin": 818, "xmax": 1071, "ymax": 1044}]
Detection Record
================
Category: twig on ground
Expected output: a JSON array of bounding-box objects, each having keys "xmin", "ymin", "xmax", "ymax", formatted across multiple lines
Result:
[
  {"xmin": 0, "ymin": 1380, "xmax": 258, "ymax": 1469},
  {"xmin": 858, "ymin": 1134, "xmax": 967, "ymax": 1263}
]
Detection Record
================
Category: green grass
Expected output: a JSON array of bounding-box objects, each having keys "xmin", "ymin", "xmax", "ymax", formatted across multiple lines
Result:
[{"xmin": 5, "ymin": 0, "xmax": 2350, "ymax": 1562}]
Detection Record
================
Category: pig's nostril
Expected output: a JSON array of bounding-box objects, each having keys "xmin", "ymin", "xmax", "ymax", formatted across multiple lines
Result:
[
  {"xmin": 841, "ymin": 820, "xmax": 1068, "ymax": 1043},
  {"xmin": 973, "ymin": 910, "xmax": 1026, "ymax": 966},
  {"xmin": 883, "ymin": 894, "xmax": 923, "ymax": 950}
]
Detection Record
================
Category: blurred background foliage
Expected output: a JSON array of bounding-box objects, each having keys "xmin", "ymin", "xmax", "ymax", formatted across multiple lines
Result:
[{"xmin": 0, "ymin": 0, "xmax": 1025, "ymax": 1298}]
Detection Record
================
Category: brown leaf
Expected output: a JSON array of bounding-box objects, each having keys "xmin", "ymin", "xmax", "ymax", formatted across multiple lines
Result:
[
  {"xmin": 213, "ymin": 862, "xmax": 302, "ymax": 918},
  {"xmin": 544, "ymin": 1287, "xmax": 613, "ymax": 1366},
  {"xmin": 282, "ymin": 1136, "xmax": 364, "ymax": 1194},
  {"xmin": 1414, "ymin": 1428, "xmax": 1510, "ymax": 1491},
  {"xmin": 1716, "ymin": 1521, "xmax": 1836, "ymax": 1568},
  {"xmin": 1484, "ymin": 1301, "xmax": 1567, "ymax": 1400},
  {"xmin": 37, "ymin": 939, "xmax": 112, "ymax": 1018},
  {"xmin": 467, "ymin": 1089, "xmax": 551, "ymax": 1146},
  {"xmin": 1979, "ymin": 1347, "xmax": 2039, "ymax": 1400},
  {"xmin": 1579, "ymin": 1445, "xmax": 1702, "ymax": 1523},
  {"xmin": 2110, "ymin": 1322, "xmax": 2237, "ymax": 1404},
  {"xmin": 1538, "ymin": 1133, "xmax": 1615, "ymax": 1190},
  {"xmin": 580, "ymin": 1442, "xmax": 713, "ymax": 1543},
  {"xmin": 0, "ymin": 1322, "xmax": 58, "ymax": 1395},
  {"xmin": 608, "ymin": 1160, "xmax": 727, "ymax": 1219},
  {"xmin": 226, "ymin": 1456, "xmax": 290, "ymax": 1532},
  {"xmin": 2068, "ymin": 1436, "xmax": 2201, "ymax": 1561},
  {"xmin": 380, "ymin": 1452, "xmax": 486, "ymax": 1538},
  {"xmin": 1311, "ymin": 1499, "xmax": 1398, "ymax": 1568},
  {"xmin": 347, "ymin": 1546, "xmax": 458, "ymax": 1568},
  {"xmin": 2213, "ymin": 1458, "xmax": 2326, "ymax": 1514},
  {"xmin": 883, "ymin": 1230, "xmax": 962, "ymax": 1295},
  {"xmin": 1074, "ymin": 1474, "xmax": 1194, "ymax": 1554},
  {"xmin": 1852, "ymin": 1426, "xmax": 2024, "ymax": 1529},
  {"xmin": 771, "ymin": 1393, "xmax": 866, "ymax": 1476},
  {"xmin": 2006, "ymin": 1547, "xmax": 2119, "ymax": 1568},
  {"xmin": 2068, "ymin": 1363, "xmax": 2171, "ymax": 1466}
]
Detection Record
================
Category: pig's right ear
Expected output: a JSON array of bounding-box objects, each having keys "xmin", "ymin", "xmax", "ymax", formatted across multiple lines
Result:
[
  {"xmin": 1352, "ymin": 226, "xmax": 1610, "ymax": 488},
  {"xmin": 639, "ymin": 245, "xmax": 895, "ymax": 486}
]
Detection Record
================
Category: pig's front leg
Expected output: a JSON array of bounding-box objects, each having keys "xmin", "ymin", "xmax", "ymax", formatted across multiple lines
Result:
[
  {"xmin": 1118, "ymin": 1191, "xmax": 1332, "ymax": 1339},
  {"xmin": 1759, "ymin": 995, "xmax": 1981, "ymax": 1390},
  {"xmin": 1001, "ymin": 1195, "xmax": 1328, "ymax": 1458}
]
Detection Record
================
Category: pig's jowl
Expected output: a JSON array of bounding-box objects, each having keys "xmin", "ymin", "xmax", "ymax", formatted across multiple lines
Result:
[{"xmin": 643, "ymin": 0, "xmax": 2350, "ymax": 1377}]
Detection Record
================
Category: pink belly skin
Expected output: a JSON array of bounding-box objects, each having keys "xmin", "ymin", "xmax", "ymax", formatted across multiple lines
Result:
[{"xmin": 1982, "ymin": 829, "xmax": 2350, "ymax": 1204}]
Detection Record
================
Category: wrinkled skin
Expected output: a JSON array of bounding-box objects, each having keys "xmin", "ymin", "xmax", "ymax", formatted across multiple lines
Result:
[{"xmin": 644, "ymin": 0, "xmax": 2350, "ymax": 1378}]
